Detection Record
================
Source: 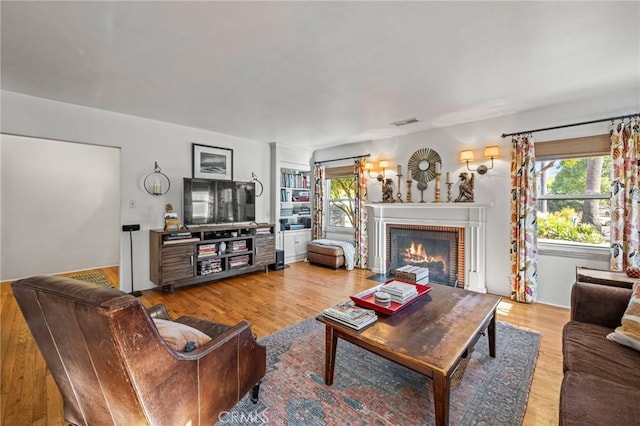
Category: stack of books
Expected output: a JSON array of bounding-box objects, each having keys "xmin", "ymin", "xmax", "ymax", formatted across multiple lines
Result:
[
  {"xmin": 198, "ymin": 243, "xmax": 217, "ymax": 257},
  {"xmin": 380, "ymin": 281, "xmax": 418, "ymax": 303},
  {"xmin": 230, "ymin": 240, "xmax": 247, "ymax": 252},
  {"xmin": 255, "ymin": 227, "xmax": 272, "ymax": 235},
  {"xmin": 323, "ymin": 301, "xmax": 377, "ymax": 330}
]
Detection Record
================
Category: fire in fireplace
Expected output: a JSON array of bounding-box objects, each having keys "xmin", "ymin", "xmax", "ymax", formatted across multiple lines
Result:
[{"xmin": 387, "ymin": 224, "xmax": 464, "ymax": 287}]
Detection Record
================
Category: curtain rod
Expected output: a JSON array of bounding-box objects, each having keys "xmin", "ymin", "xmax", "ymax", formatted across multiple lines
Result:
[
  {"xmin": 314, "ymin": 153, "xmax": 370, "ymax": 165},
  {"xmin": 500, "ymin": 112, "xmax": 640, "ymax": 138}
]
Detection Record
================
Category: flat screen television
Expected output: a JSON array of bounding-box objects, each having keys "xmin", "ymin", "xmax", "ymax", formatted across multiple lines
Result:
[{"xmin": 183, "ymin": 178, "xmax": 256, "ymax": 226}]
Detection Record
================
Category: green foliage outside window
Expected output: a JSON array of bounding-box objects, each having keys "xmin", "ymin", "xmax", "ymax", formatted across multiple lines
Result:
[
  {"xmin": 544, "ymin": 157, "xmax": 611, "ymax": 215},
  {"xmin": 328, "ymin": 176, "xmax": 356, "ymax": 228},
  {"xmin": 537, "ymin": 207, "xmax": 605, "ymax": 244}
]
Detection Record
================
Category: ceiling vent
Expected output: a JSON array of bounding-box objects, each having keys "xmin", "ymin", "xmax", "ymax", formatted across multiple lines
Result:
[{"xmin": 390, "ymin": 117, "xmax": 419, "ymax": 127}]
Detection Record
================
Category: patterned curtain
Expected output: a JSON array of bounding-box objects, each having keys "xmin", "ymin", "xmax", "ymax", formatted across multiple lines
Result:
[
  {"xmin": 510, "ymin": 135, "xmax": 538, "ymax": 303},
  {"xmin": 353, "ymin": 159, "xmax": 368, "ymax": 268},
  {"xmin": 312, "ymin": 164, "xmax": 325, "ymax": 240},
  {"xmin": 610, "ymin": 119, "xmax": 640, "ymax": 271}
]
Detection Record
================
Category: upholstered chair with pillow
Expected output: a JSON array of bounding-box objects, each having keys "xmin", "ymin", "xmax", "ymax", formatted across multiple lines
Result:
[{"xmin": 12, "ymin": 275, "xmax": 266, "ymax": 426}]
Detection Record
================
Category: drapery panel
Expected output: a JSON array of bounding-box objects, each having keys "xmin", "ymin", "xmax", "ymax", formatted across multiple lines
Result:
[
  {"xmin": 610, "ymin": 119, "xmax": 640, "ymax": 271},
  {"xmin": 354, "ymin": 159, "xmax": 368, "ymax": 268},
  {"xmin": 312, "ymin": 164, "xmax": 325, "ymax": 240},
  {"xmin": 510, "ymin": 135, "xmax": 538, "ymax": 303}
]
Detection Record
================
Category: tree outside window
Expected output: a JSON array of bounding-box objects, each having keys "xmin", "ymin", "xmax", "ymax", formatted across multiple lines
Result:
[
  {"xmin": 536, "ymin": 155, "xmax": 610, "ymax": 246},
  {"xmin": 328, "ymin": 176, "xmax": 355, "ymax": 228}
]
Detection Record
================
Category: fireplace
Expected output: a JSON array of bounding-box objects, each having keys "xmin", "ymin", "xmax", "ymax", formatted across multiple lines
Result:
[
  {"xmin": 387, "ymin": 224, "xmax": 464, "ymax": 287},
  {"xmin": 367, "ymin": 203, "xmax": 492, "ymax": 293}
]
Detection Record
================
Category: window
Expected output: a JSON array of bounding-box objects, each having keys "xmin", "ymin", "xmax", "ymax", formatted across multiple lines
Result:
[
  {"xmin": 325, "ymin": 166, "xmax": 356, "ymax": 230},
  {"xmin": 535, "ymin": 134, "xmax": 610, "ymax": 247}
]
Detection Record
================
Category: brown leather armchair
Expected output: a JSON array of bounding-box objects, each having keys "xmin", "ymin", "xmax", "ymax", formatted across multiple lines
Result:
[{"xmin": 12, "ymin": 275, "xmax": 266, "ymax": 426}]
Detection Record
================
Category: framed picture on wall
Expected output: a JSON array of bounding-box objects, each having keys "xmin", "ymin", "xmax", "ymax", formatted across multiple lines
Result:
[{"xmin": 192, "ymin": 144, "xmax": 233, "ymax": 180}]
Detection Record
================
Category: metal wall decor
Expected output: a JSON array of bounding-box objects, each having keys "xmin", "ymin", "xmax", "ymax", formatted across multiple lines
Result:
[
  {"xmin": 408, "ymin": 148, "xmax": 441, "ymax": 183},
  {"xmin": 143, "ymin": 161, "xmax": 170, "ymax": 196}
]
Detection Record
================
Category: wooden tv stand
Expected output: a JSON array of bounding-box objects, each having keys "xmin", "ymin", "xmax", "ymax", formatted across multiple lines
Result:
[{"xmin": 150, "ymin": 223, "xmax": 275, "ymax": 292}]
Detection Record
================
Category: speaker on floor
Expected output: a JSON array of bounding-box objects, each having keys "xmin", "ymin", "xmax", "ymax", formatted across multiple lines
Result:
[{"xmin": 269, "ymin": 249, "xmax": 285, "ymax": 270}]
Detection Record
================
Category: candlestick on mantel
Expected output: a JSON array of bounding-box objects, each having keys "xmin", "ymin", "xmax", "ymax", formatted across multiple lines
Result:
[
  {"xmin": 397, "ymin": 164, "xmax": 402, "ymax": 175},
  {"xmin": 434, "ymin": 172, "xmax": 442, "ymax": 203},
  {"xmin": 446, "ymin": 171, "xmax": 452, "ymax": 184},
  {"xmin": 446, "ymin": 182, "xmax": 453, "ymax": 202},
  {"xmin": 435, "ymin": 162, "xmax": 441, "ymax": 173}
]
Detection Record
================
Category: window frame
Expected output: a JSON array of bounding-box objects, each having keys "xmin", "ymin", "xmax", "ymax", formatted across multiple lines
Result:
[
  {"xmin": 535, "ymin": 134, "xmax": 611, "ymax": 257},
  {"xmin": 324, "ymin": 166, "xmax": 356, "ymax": 234}
]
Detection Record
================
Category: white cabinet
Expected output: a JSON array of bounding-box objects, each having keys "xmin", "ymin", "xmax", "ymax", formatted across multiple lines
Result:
[{"xmin": 283, "ymin": 229, "xmax": 312, "ymax": 263}]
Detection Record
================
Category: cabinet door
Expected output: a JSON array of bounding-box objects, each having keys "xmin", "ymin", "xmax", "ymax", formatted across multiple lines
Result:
[
  {"xmin": 283, "ymin": 233, "xmax": 296, "ymax": 260},
  {"xmin": 294, "ymin": 231, "xmax": 311, "ymax": 256},
  {"xmin": 255, "ymin": 235, "xmax": 275, "ymax": 266},
  {"xmin": 161, "ymin": 244, "xmax": 194, "ymax": 283}
]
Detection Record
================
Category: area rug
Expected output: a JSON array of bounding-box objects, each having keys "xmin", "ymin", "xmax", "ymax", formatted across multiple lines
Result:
[
  {"xmin": 66, "ymin": 271, "xmax": 114, "ymax": 288},
  {"xmin": 221, "ymin": 317, "xmax": 540, "ymax": 425}
]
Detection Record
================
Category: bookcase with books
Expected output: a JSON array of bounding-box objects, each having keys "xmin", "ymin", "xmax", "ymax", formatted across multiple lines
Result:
[
  {"xmin": 279, "ymin": 167, "xmax": 311, "ymax": 230},
  {"xmin": 150, "ymin": 223, "xmax": 275, "ymax": 292},
  {"xmin": 270, "ymin": 143, "xmax": 313, "ymax": 263}
]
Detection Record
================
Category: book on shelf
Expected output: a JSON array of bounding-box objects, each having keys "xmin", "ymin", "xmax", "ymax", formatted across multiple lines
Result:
[
  {"xmin": 163, "ymin": 232, "xmax": 194, "ymax": 241},
  {"xmin": 163, "ymin": 237, "xmax": 200, "ymax": 245},
  {"xmin": 322, "ymin": 301, "xmax": 377, "ymax": 330}
]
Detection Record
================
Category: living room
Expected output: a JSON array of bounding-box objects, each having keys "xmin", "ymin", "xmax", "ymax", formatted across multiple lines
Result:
[{"xmin": 2, "ymin": 2, "xmax": 639, "ymax": 425}]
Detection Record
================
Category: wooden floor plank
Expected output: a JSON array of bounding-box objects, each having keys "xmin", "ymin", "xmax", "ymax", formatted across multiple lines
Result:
[{"xmin": 1, "ymin": 263, "xmax": 569, "ymax": 425}]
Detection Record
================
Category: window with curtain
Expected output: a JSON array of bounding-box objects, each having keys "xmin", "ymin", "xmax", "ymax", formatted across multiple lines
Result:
[
  {"xmin": 535, "ymin": 134, "xmax": 611, "ymax": 247},
  {"xmin": 325, "ymin": 166, "xmax": 356, "ymax": 232}
]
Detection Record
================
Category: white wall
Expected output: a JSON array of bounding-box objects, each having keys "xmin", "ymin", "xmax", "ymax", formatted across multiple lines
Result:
[
  {"xmin": 1, "ymin": 90, "xmax": 271, "ymax": 291},
  {"xmin": 1, "ymin": 135, "xmax": 120, "ymax": 279},
  {"xmin": 313, "ymin": 88, "xmax": 639, "ymax": 307}
]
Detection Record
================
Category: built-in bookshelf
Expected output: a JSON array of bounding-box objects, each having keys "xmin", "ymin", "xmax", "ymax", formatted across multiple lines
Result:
[
  {"xmin": 279, "ymin": 167, "xmax": 312, "ymax": 231},
  {"xmin": 270, "ymin": 143, "xmax": 313, "ymax": 262}
]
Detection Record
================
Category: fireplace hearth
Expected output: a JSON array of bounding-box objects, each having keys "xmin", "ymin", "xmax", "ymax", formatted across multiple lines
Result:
[{"xmin": 387, "ymin": 224, "xmax": 464, "ymax": 287}]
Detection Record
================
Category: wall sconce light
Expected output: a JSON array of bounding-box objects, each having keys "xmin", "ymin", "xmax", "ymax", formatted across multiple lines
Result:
[
  {"xmin": 460, "ymin": 146, "xmax": 500, "ymax": 175},
  {"xmin": 365, "ymin": 160, "xmax": 390, "ymax": 181},
  {"xmin": 143, "ymin": 161, "xmax": 171, "ymax": 195}
]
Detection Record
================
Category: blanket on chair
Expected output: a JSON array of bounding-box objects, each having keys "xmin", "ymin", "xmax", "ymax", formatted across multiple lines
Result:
[{"xmin": 311, "ymin": 239, "xmax": 355, "ymax": 270}]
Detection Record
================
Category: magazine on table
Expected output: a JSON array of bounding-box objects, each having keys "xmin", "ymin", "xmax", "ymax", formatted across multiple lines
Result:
[
  {"xmin": 322, "ymin": 312, "xmax": 378, "ymax": 330},
  {"xmin": 323, "ymin": 300, "xmax": 377, "ymax": 329}
]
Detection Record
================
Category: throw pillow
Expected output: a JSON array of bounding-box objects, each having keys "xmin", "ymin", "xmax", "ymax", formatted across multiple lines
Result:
[
  {"xmin": 607, "ymin": 282, "xmax": 640, "ymax": 351},
  {"xmin": 153, "ymin": 318, "xmax": 212, "ymax": 352}
]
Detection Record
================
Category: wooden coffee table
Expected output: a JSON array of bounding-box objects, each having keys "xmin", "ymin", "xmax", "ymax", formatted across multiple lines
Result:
[{"xmin": 316, "ymin": 284, "xmax": 501, "ymax": 426}]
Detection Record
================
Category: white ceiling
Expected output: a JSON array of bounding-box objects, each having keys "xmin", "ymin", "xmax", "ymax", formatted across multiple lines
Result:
[{"xmin": 2, "ymin": 1, "xmax": 639, "ymax": 150}]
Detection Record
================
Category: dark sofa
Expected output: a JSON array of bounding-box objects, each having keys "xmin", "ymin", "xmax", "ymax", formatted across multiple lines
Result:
[{"xmin": 561, "ymin": 281, "xmax": 640, "ymax": 425}]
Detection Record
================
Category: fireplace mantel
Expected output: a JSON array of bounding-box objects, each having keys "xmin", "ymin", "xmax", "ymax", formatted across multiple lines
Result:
[{"xmin": 366, "ymin": 202, "xmax": 494, "ymax": 293}]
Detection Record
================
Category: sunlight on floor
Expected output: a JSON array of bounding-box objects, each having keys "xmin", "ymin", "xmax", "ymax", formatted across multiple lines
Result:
[{"xmin": 497, "ymin": 300, "xmax": 514, "ymax": 316}]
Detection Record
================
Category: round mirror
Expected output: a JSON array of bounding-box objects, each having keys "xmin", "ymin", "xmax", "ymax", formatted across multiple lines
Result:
[{"xmin": 408, "ymin": 148, "xmax": 441, "ymax": 182}]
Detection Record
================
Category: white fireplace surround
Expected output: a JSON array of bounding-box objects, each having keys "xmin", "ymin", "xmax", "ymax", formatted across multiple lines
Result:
[{"xmin": 367, "ymin": 203, "xmax": 493, "ymax": 293}]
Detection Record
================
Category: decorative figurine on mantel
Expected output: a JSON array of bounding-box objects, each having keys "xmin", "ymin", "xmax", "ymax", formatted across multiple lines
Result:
[
  {"xmin": 164, "ymin": 203, "xmax": 181, "ymax": 230},
  {"xmin": 382, "ymin": 178, "xmax": 395, "ymax": 203},
  {"xmin": 455, "ymin": 172, "xmax": 474, "ymax": 202}
]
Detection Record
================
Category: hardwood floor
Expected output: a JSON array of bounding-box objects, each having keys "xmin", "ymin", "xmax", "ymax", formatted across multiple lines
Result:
[{"xmin": 1, "ymin": 263, "xmax": 569, "ymax": 425}]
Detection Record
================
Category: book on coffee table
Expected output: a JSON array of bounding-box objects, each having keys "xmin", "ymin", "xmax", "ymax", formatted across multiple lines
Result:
[{"xmin": 323, "ymin": 301, "xmax": 377, "ymax": 330}]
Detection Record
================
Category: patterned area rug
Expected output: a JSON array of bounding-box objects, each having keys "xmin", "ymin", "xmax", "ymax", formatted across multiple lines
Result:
[
  {"xmin": 221, "ymin": 317, "xmax": 540, "ymax": 425},
  {"xmin": 66, "ymin": 271, "xmax": 114, "ymax": 288}
]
